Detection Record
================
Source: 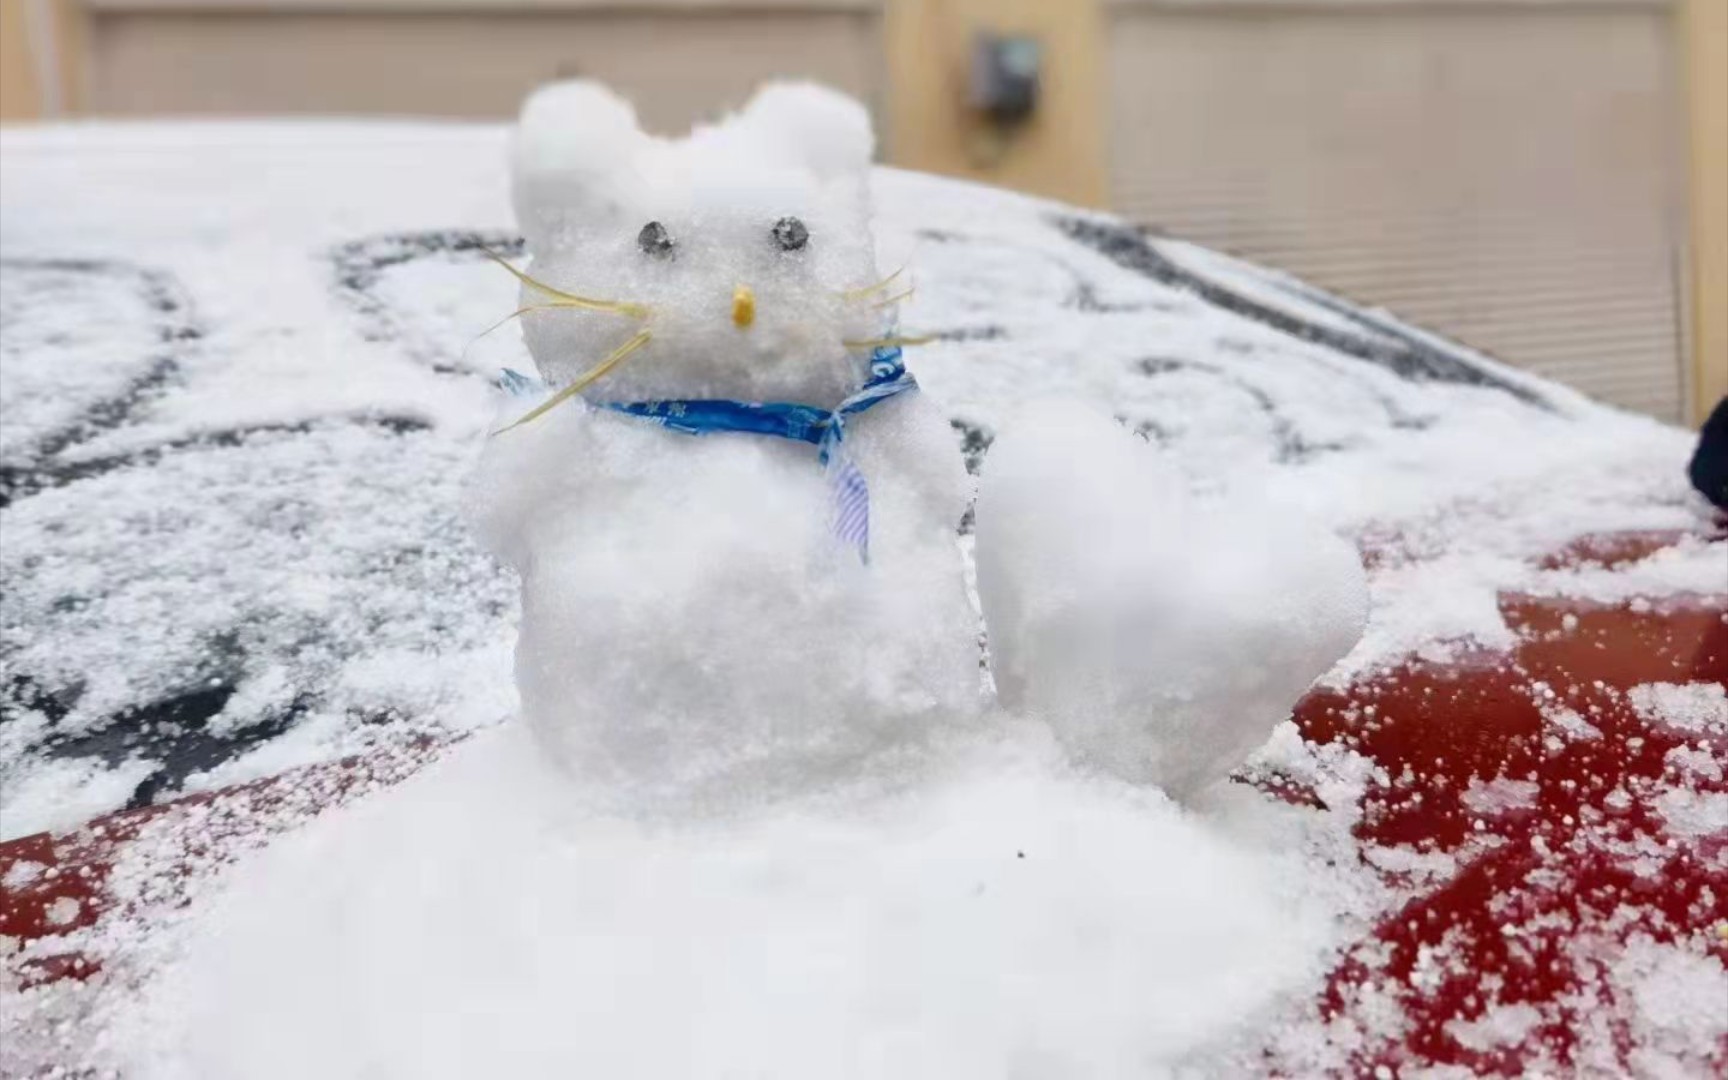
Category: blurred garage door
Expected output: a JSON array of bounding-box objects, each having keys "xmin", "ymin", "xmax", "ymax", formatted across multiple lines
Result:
[
  {"xmin": 1106, "ymin": 0, "xmax": 1686, "ymax": 420},
  {"xmin": 81, "ymin": 1, "xmax": 881, "ymax": 135}
]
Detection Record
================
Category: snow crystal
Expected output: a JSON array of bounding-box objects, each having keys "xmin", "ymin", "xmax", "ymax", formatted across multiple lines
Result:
[
  {"xmin": 42, "ymin": 896, "xmax": 80, "ymax": 928},
  {"xmin": 1628, "ymin": 681, "xmax": 1728, "ymax": 736},
  {"xmin": 1654, "ymin": 787, "xmax": 1728, "ymax": 839},
  {"xmin": 1613, "ymin": 936, "xmax": 1728, "ymax": 1076},
  {"xmin": 1460, "ymin": 777, "xmax": 1540, "ymax": 815},
  {"xmin": 0, "ymin": 860, "xmax": 45, "ymax": 890},
  {"xmin": 1444, "ymin": 1001, "xmax": 1544, "ymax": 1053},
  {"xmin": 1361, "ymin": 844, "xmax": 1460, "ymax": 885},
  {"xmin": 1666, "ymin": 744, "xmax": 1723, "ymax": 783},
  {"xmin": 1543, "ymin": 703, "xmax": 1605, "ymax": 743}
]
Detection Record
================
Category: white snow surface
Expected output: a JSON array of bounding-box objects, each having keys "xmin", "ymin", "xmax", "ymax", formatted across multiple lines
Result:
[
  {"xmin": 0, "ymin": 120, "xmax": 1708, "ymax": 836},
  {"xmin": 101, "ymin": 724, "xmax": 1346, "ymax": 1080},
  {"xmin": 1, "ymin": 112, "xmax": 1721, "ymax": 1079},
  {"xmin": 975, "ymin": 402, "xmax": 1367, "ymax": 798}
]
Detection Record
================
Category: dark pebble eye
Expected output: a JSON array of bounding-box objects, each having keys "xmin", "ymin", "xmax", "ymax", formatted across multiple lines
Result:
[
  {"xmin": 637, "ymin": 221, "xmax": 674, "ymax": 257},
  {"xmin": 771, "ymin": 216, "xmax": 809, "ymax": 252}
]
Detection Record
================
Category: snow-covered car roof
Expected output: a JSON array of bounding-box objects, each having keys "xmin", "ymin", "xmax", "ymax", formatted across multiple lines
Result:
[{"xmin": 1, "ymin": 124, "xmax": 1722, "ymax": 1077}]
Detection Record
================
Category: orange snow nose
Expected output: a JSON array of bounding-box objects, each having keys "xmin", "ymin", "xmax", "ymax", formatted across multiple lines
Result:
[{"xmin": 732, "ymin": 284, "xmax": 755, "ymax": 329}]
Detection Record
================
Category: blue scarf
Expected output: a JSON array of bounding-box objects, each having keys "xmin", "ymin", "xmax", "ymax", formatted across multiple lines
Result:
[{"xmin": 500, "ymin": 347, "xmax": 916, "ymax": 561}]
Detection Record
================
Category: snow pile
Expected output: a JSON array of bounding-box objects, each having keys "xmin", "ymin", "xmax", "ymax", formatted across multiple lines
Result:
[
  {"xmin": 472, "ymin": 83, "xmax": 981, "ymax": 808},
  {"xmin": 1631, "ymin": 681, "xmax": 1728, "ymax": 736},
  {"xmin": 511, "ymin": 81, "xmax": 884, "ymax": 404},
  {"xmin": 98, "ymin": 725, "xmax": 1351, "ymax": 1080},
  {"xmin": 2, "ymin": 738, "xmax": 452, "ymax": 1072},
  {"xmin": 1610, "ymin": 933, "xmax": 1728, "ymax": 1078},
  {"xmin": 39, "ymin": 85, "xmax": 1380, "ymax": 1078},
  {"xmin": 976, "ymin": 403, "xmax": 1367, "ymax": 798}
]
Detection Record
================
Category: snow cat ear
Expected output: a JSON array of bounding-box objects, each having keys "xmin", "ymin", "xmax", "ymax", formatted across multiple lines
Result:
[
  {"xmin": 739, "ymin": 82, "xmax": 875, "ymax": 182},
  {"xmin": 511, "ymin": 80, "xmax": 650, "ymax": 250}
]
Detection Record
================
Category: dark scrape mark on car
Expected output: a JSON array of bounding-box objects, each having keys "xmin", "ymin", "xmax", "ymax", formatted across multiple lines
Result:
[
  {"xmin": 1130, "ymin": 356, "xmax": 1350, "ymax": 464},
  {"xmin": 0, "ymin": 259, "xmax": 201, "ymax": 506},
  {"xmin": 1068, "ymin": 277, "xmax": 1175, "ymax": 315},
  {"xmin": 1252, "ymin": 342, "xmax": 1440, "ymax": 432},
  {"xmin": 2, "ymin": 675, "xmax": 77, "ymax": 726},
  {"xmin": 931, "ymin": 326, "xmax": 1008, "ymax": 343},
  {"xmin": 950, "ymin": 419, "xmax": 994, "ymax": 477},
  {"xmin": 1, "ymin": 417, "xmax": 432, "ymax": 506},
  {"xmin": 1053, "ymin": 215, "xmax": 1553, "ymax": 410},
  {"xmin": 914, "ymin": 228, "xmax": 1176, "ymax": 316},
  {"xmin": 948, "ymin": 420, "xmax": 996, "ymax": 536},
  {"xmin": 0, "ymin": 655, "xmax": 290, "ymax": 811},
  {"xmin": 330, "ymin": 230, "xmax": 526, "ymax": 373},
  {"xmin": 1120, "ymin": 414, "xmax": 1174, "ymax": 447},
  {"xmin": 9, "ymin": 656, "xmax": 330, "ymax": 811},
  {"xmin": 331, "ymin": 230, "xmax": 526, "ymax": 297}
]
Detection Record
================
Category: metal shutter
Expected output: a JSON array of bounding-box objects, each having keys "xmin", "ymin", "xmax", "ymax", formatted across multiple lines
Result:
[{"xmin": 1106, "ymin": 0, "xmax": 1686, "ymax": 420}]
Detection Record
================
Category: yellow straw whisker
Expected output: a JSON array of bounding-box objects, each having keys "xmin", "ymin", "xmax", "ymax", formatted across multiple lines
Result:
[
  {"xmin": 869, "ymin": 287, "xmax": 915, "ymax": 310},
  {"xmin": 461, "ymin": 301, "xmax": 629, "ymax": 369},
  {"xmin": 492, "ymin": 329, "xmax": 654, "ymax": 435},
  {"xmin": 840, "ymin": 267, "xmax": 906, "ymax": 302},
  {"xmin": 471, "ymin": 301, "xmax": 617, "ymax": 344},
  {"xmin": 483, "ymin": 250, "xmax": 651, "ymax": 319},
  {"xmin": 842, "ymin": 334, "xmax": 934, "ymax": 351}
]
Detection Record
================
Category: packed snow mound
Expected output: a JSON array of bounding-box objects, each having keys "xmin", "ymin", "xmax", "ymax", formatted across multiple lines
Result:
[
  {"xmin": 511, "ymin": 80, "xmax": 882, "ymax": 404},
  {"xmin": 976, "ymin": 404, "xmax": 1368, "ymax": 798},
  {"xmin": 107, "ymin": 723, "xmax": 1340, "ymax": 1080},
  {"xmin": 470, "ymin": 388, "xmax": 981, "ymax": 810},
  {"xmin": 476, "ymin": 81, "xmax": 981, "ymax": 808},
  {"xmin": 86, "ymin": 88, "xmax": 1359, "ymax": 1077}
]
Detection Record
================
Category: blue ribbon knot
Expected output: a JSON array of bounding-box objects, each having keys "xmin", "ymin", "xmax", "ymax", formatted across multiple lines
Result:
[{"xmin": 501, "ymin": 347, "xmax": 916, "ymax": 561}]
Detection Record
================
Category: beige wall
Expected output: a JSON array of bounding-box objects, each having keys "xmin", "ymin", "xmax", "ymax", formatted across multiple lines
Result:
[
  {"xmin": 1684, "ymin": 0, "xmax": 1727, "ymax": 421},
  {"xmin": 54, "ymin": 0, "xmax": 1114, "ymax": 207},
  {"xmin": 2, "ymin": 0, "xmax": 84, "ymax": 119},
  {"xmin": 1, "ymin": 0, "xmax": 45, "ymax": 120},
  {"xmin": 83, "ymin": 7, "xmax": 879, "ymax": 129},
  {"xmin": 882, "ymin": 0, "xmax": 1108, "ymax": 207}
]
